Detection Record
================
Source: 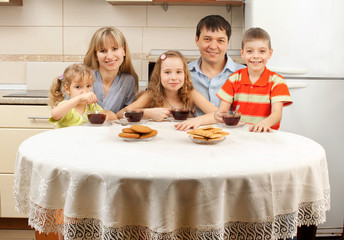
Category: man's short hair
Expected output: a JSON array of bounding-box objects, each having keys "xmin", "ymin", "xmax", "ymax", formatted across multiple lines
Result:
[{"xmin": 196, "ymin": 15, "xmax": 232, "ymax": 40}]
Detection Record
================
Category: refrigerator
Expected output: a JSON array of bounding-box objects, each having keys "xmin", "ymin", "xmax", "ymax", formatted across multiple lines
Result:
[{"xmin": 245, "ymin": 0, "xmax": 344, "ymax": 237}]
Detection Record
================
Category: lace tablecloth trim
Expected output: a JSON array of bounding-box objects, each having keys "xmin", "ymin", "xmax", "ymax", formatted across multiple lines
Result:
[{"xmin": 15, "ymin": 189, "xmax": 330, "ymax": 240}]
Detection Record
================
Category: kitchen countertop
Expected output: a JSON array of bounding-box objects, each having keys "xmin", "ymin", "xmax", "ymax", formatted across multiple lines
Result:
[{"xmin": 0, "ymin": 90, "xmax": 49, "ymax": 105}]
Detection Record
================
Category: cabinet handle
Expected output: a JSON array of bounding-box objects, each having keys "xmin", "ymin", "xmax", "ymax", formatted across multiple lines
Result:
[{"xmin": 28, "ymin": 116, "xmax": 50, "ymax": 120}]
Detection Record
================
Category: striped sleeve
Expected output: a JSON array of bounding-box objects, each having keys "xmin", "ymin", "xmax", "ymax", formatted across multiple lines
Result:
[
  {"xmin": 270, "ymin": 74, "xmax": 293, "ymax": 106},
  {"xmin": 216, "ymin": 72, "xmax": 241, "ymax": 103}
]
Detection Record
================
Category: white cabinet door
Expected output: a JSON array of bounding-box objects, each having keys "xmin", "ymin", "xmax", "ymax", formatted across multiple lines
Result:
[
  {"xmin": 0, "ymin": 174, "xmax": 27, "ymax": 218},
  {"xmin": 0, "ymin": 129, "xmax": 49, "ymax": 173},
  {"xmin": 0, "ymin": 105, "xmax": 53, "ymax": 128}
]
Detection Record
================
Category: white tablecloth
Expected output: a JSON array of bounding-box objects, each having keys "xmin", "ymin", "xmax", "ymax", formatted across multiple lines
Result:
[{"xmin": 14, "ymin": 122, "xmax": 330, "ymax": 240}]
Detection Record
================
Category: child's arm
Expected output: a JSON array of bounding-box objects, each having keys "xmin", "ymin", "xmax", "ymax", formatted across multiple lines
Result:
[
  {"xmin": 102, "ymin": 110, "xmax": 117, "ymax": 121},
  {"xmin": 51, "ymin": 92, "xmax": 97, "ymax": 121},
  {"xmin": 214, "ymin": 100, "xmax": 232, "ymax": 123},
  {"xmin": 117, "ymin": 92, "xmax": 170, "ymax": 122},
  {"xmin": 117, "ymin": 92, "xmax": 150, "ymax": 118},
  {"xmin": 249, "ymin": 101, "xmax": 283, "ymax": 133},
  {"xmin": 174, "ymin": 90, "xmax": 218, "ymax": 131}
]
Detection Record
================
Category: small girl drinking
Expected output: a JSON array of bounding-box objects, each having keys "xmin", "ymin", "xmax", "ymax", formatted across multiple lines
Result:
[
  {"xmin": 117, "ymin": 50, "xmax": 218, "ymax": 131},
  {"xmin": 49, "ymin": 63, "xmax": 117, "ymax": 128}
]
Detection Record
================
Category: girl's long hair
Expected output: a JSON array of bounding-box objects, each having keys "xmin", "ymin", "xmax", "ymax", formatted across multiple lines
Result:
[
  {"xmin": 49, "ymin": 64, "xmax": 94, "ymax": 107},
  {"xmin": 147, "ymin": 50, "xmax": 194, "ymax": 108},
  {"xmin": 84, "ymin": 26, "xmax": 139, "ymax": 92}
]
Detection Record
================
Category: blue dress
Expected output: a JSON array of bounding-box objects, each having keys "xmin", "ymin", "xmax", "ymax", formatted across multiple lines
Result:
[{"xmin": 93, "ymin": 70, "xmax": 136, "ymax": 113}]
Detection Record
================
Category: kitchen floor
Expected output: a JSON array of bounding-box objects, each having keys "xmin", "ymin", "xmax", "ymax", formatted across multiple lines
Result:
[{"xmin": 0, "ymin": 230, "xmax": 35, "ymax": 240}]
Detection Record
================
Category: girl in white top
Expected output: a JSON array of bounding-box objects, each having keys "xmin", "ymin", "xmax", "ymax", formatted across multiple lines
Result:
[
  {"xmin": 117, "ymin": 50, "xmax": 218, "ymax": 131},
  {"xmin": 84, "ymin": 26, "xmax": 138, "ymax": 114}
]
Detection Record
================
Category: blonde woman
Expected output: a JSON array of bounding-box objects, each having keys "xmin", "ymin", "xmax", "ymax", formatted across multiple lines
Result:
[{"xmin": 84, "ymin": 26, "xmax": 138, "ymax": 114}]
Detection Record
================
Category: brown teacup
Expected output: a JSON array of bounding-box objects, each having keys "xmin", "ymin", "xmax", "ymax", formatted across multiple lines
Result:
[
  {"xmin": 171, "ymin": 108, "xmax": 190, "ymax": 121},
  {"xmin": 88, "ymin": 113, "xmax": 106, "ymax": 124},
  {"xmin": 222, "ymin": 113, "xmax": 241, "ymax": 126},
  {"xmin": 124, "ymin": 110, "xmax": 144, "ymax": 122}
]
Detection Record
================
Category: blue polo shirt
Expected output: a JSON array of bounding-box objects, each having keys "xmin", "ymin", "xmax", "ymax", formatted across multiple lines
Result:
[{"xmin": 188, "ymin": 54, "xmax": 245, "ymax": 116}]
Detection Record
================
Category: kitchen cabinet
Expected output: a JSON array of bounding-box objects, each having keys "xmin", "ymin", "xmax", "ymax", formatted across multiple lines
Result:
[
  {"xmin": 107, "ymin": 0, "xmax": 244, "ymax": 6},
  {"xmin": 0, "ymin": 0, "xmax": 23, "ymax": 6},
  {"xmin": 0, "ymin": 105, "xmax": 53, "ymax": 218}
]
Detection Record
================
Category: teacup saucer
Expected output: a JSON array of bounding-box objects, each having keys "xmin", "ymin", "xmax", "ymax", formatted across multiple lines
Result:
[
  {"xmin": 86, "ymin": 121, "xmax": 113, "ymax": 127},
  {"xmin": 217, "ymin": 121, "xmax": 245, "ymax": 128},
  {"xmin": 114, "ymin": 119, "xmax": 149, "ymax": 125}
]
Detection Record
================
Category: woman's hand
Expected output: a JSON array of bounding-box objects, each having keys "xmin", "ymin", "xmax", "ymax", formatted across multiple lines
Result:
[{"xmin": 144, "ymin": 108, "xmax": 171, "ymax": 122}]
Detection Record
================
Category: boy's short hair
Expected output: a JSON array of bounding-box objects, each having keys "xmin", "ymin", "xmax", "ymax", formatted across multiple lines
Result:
[
  {"xmin": 196, "ymin": 15, "xmax": 231, "ymax": 40},
  {"xmin": 242, "ymin": 27, "xmax": 271, "ymax": 49}
]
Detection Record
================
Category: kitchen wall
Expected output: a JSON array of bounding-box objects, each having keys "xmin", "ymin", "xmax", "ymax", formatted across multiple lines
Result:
[{"xmin": 0, "ymin": 0, "xmax": 244, "ymax": 90}]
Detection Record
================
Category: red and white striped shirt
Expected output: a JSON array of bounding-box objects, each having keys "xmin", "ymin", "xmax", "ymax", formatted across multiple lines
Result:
[{"xmin": 216, "ymin": 67, "xmax": 292, "ymax": 130}]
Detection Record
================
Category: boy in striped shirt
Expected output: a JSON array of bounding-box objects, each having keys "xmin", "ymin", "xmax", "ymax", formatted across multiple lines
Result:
[{"xmin": 216, "ymin": 27, "xmax": 292, "ymax": 132}]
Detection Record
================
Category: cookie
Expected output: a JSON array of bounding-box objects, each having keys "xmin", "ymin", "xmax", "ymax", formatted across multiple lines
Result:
[
  {"xmin": 131, "ymin": 125, "xmax": 152, "ymax": 134},
  {"xmin": 122, "ymin": 128, "xmax": 136, "ymax": 133},
  {"xmin": 187, "ymin": 129, "xmax": 213, "ymax": 138},
  {"xmin": 200, "ymin": 126, "xmax": 215, "ymax": 130},
  {"xmin": 208, "ymin": 133, "xmax": 224, "ymax": 139},
  {"xmin": 218, "ymin": 131, "xmax": 229, "ymax": 136},
  {"xmin": 188, "ymin": 126, "xmax": 229, "ymax": 142},
  {"xmin": 139, "ymin": 129, "xmax": 158, "ymax": 139},
  {"xmin": 118, "ymin": 132, "xmax": 140, "ymax": 139}
]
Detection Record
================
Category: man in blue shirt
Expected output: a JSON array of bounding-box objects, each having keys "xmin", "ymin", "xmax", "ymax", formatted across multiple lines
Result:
[{"xmin": 189, "ymin": 15, "xmax": 244, "ymax": 116}]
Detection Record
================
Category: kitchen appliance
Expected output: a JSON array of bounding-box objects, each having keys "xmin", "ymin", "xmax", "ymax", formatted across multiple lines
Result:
[{"xmin": 245, "ymin": 0, "xmax": 344, "ymax": 237}]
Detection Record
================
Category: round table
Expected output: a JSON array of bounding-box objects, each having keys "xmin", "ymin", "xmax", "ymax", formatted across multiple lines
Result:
[{"xmin": 14, "ymin": 121, "xmax": 330, "ymax": 240}]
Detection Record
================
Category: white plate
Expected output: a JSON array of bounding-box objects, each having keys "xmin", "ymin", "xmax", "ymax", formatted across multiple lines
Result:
[
  {"xmin": 188, "ymin": 135, "xmax": 225, "ymax": 145},
  {"xmin": 218, "ymin": 121, "xmax": 245, "ymax": 128},
  {"xmin": 120, "ymin": 135, "xmax": 156, "ymax": 142}
]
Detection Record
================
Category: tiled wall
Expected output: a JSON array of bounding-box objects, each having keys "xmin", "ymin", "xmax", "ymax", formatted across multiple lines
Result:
[{"xmin": 0, "ymin": 0, "xmax": 244, "ymax": 89}]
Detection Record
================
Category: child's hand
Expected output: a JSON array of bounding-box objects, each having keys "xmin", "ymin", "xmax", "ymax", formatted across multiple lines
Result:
[
  {"xmin": 79, "ymin": 92, "xmax": 98, "ymax": 105},
  {"xmin": 249, "ymin": 121, "xmax": 273, "ymax": 133},
  {"xmin": 214, "ymin": 110, "xmax": 225, "ymax": 123},
  {"xmin": 175, "ymin": 118, "xmax": 201, "ymax": 131},
  {"xmin": 145, "ymin": 108, "xmax": 171, "ymax": 122}
]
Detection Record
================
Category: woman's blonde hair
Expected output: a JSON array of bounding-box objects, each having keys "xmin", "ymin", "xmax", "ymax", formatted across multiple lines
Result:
[
  {"xmin": 49, "ymin": 64, "xmax": 94, "ymax": 107},
  {"xmin": 147, "ymin": 50, "xmax": 194, "ymax": 108},
  {"xmin": 84, "ymin": 26, "xmax": 139, "ymax": 92}
]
